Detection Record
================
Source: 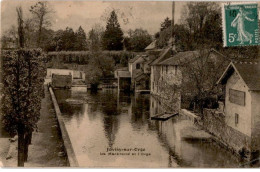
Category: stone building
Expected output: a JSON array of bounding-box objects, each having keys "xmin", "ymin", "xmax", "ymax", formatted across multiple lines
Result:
[
  {"xmin": 150, "ymin": 49, "xmax": 228, "ymax": 113},
  {"xmin": 216, "ymin": 59, "xmax": 260, "ymax": 154},
  {"xmin": 46, "ymin": 68, "xmax": 86, "ymax": 84}
]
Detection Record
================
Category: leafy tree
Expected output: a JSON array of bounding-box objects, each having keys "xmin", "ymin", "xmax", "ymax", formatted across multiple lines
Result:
[
  {"xmin": 181, "ymin": 2, "xmax": 221, "ymax": 49},
  {"xmin": 30, "ymin": 1, "xmax": 54, "ymax": 47},
  {"xmin": 182, "ymin": 49, "xmax": 229, "ymax": 113},
  {"xmin": 84, "ymin": 52, "xmax": 114, "ymax": 89},
  {"xmin": 1, "ymin": 25, "xmax": 18, "ymax": 49},
  {"xmin": 156, "ymin": 27, "xmax": 171, "ymax": 48},
  {"xmin": 125, "ymin": 28, "xmax": 152, "ymax": 52},
  {"xmin": 63, "ymin": 27, "xmax": 76, "ymax": 50},
  {"xmin": 156, "ymin": 2, "xmax": 223, "ymax": 51},
  {"xmin": 88, "ymin": 24, "xmax": 104, "ymax": 52},
  {"xmin": 102, "ymin": 10, "xmax": 124, "ymax": 50},
  {"xmin": 74, "ymin": 26, "xmax": 87, "ymax": 51},
  {"xmin": 160, "ymin": 17, "xmax": 171, "ymax": 31}
]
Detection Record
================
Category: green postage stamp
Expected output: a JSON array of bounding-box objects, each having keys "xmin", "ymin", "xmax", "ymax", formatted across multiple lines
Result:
[{"xmin": 222, "ymin": 2, "xmax": 259, "ymax": 47}]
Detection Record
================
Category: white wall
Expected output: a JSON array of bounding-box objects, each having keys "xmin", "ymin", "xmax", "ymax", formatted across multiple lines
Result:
[
  {"xmin": 251, "ymin": 91, "xmax": 260, "ymax": 135},
  {"xmin": 225, "ymin": 72, "xmax": 252, "ymax": 136},
  {"xmin": 46, "ymin": 68, "xmax": 85, "ymax": 81}
]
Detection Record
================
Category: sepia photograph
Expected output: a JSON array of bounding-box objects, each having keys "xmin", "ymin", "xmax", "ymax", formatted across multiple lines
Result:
[{"xmin": 0, "ymin": 0, "xmax": 260, "ymax": 168}]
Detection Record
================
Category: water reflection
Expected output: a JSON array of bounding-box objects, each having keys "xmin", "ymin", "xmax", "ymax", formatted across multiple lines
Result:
[{"xmin": 54, "ymin": 89, "xmax": 244, "ymax": 168}]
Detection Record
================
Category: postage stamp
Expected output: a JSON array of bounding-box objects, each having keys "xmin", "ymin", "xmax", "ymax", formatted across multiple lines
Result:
[{"xmin": 222, "ymin": 2, "xmax": 259, "ymax": 47}]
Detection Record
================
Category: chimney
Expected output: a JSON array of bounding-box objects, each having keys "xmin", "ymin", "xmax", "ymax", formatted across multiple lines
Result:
[{"xmin": 171, "ymin": 1, "xmax": 176, "ymax": 52}]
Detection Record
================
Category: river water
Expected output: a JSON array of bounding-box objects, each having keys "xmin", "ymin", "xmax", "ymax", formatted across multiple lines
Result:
[{"xmin": 54, "ymin": 89, "xmax": 245, "ymax": 168}]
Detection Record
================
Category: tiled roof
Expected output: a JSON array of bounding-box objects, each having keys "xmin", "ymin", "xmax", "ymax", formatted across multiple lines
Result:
[
  {"xmin": 150, "ymin": 47, "xmax": 172, "ymax": 66},
  {"xmin": 158, "ymin": 51, "xmax": 199, "ymax": 66},
  {"xmin": 218, "ymin": 59, "xmax": 260, "ymax": 90},
  {"xmin": 233, "ymin": 60, "xmax": 260, "ymax": 91}
]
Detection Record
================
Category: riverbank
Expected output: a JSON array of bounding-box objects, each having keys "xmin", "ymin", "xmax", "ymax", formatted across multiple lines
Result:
[{"xmin": 4, "ymin": 85, "xmax": 68, "ymax": 167}]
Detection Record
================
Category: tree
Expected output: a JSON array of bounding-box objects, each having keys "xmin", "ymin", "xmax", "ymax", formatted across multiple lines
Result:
[
  {"xmin": 85, "ymin": 52, "xmax": 114, "ymax": 89},
  {"xmin": 180, "ymin": 2, "xmax": 221, "ymax": 49},
  {"xmin": 182, "ymin": 49, "xmax": 229, "ymax": 113},
  {"xmin": 102, "ymin": 10, "xmax": 124, "ymax": 50},
  {"xmin": 74, "ymin": 26, "xmax": 87, "ymax": 51},
  {"xmin": 2, "ymin": 6, "xmax": 47, "ymax": 167},
  {"xmin": 160, "ymin": 17, "xmax": 171, "ymax": 31},
  {"xmin": 30, "ymin": 1, "xmax": 54, "ymax": 47},
  {"xmin": 2, "ymin": 49, "xmax": 46, "ymax": 167},
  {"xmin": 1, "ymin": 25, "xmax": 18, "ymax": 49},
  {"xmin": 17, "ymin": 7, "xmax": 24, "ymax": 48},
  {"xmin": 124, "ymin": 28, "xmax": 152, "ymax": 52},
  {"xmin": 88, "ymin": 24, "xmax": 104, "ymax": 52}
]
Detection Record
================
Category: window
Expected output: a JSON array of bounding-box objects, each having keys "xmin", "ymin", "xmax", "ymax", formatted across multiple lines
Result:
[
  {"xmin": 235, "ymin": 113, "xmax": 239, "ymax": 126},
  {"xmin": 175, "ymin": 66, "xmax": 178, "ymax": 75},
  {"xmin": 136, "ymin": 63, "xmax": 140, "ymax": 69},
  {"xmin": 166, "ymin": 66, "xmax": 168, "ymax": 74},
  {"xmin": 229, "ymin": 89, "xmax": 245, "ymax": 106}
]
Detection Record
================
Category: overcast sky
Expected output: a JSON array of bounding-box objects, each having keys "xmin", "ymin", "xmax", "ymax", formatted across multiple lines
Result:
[{"xmin": 1, "ymin": 0, "xmax": 186, "ymax": 36}]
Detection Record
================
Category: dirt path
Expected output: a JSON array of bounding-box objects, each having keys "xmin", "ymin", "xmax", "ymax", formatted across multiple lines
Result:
[{"xmin": 5, "ymin": 85, "xmax": 68, "ymax": 167}]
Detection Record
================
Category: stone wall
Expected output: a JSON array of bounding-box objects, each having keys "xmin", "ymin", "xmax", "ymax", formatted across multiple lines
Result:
[
  {"xmin": 203, "ymin": 108, "xmax": 251, "ymax": 158},
  {"xmin": 151, "ymin": 65, "xmax": 182, "ymax": 113}
]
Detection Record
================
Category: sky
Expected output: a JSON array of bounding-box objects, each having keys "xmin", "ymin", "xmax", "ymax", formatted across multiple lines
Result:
[{"xmin": 1, "ymin": 0, "xmax": 186, "ymax": 36}]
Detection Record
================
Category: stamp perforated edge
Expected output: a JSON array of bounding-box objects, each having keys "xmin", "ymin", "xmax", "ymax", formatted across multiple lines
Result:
[{"xmin": 221, "ymin": 2, "xmax": 259, "ymax": 47}]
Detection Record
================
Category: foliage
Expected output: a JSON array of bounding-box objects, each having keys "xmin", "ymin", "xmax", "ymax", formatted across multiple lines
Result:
[
  {"xmin": 74, "ymin": 26, "xmax": 88, "ymax": 51},
  {"xmin": 88, "ymin": 24, "xmax": 104, "ymax": 52},
  {"xmin": 156, "ymin": 27, "xmax": 171, "ymax": 49},
  {"xmin": 30, "ymin": 1, "xmax": 54, "ymax": 47},
  {"xmin": 47, "ymin": 51, "xmax": 137, "ymax": 68},
  {"xmin": 102, "ymin": 10, "xmax": 124, "ymax": 50},
  {"xmin": 2, "ymin": 49, "xmax": 47, "ymax": 166},
  {"xmin": 182, "ymin": 49, "xmax": 229, "ymax": 113},
  {"xmin": 160, "ymin": 17, "xmax": 171, "ymax": 31},
  {"xmin": 124, "ymin": 29, "xmax": 152, "ymax": 52},
  {"xmin": 2, "ymin": 49, "xmax": 46, "ymax": 135},
  {"xmin": 45, "ymin": 26, "xmax": 88, "ymax": 51},
  {"xmin": 84, "ymin": 51, "xmax": 115, "ymax": 87},
  {"xmin": 156, "ymin": 2, "xmax": 222, "ymax": 50}
]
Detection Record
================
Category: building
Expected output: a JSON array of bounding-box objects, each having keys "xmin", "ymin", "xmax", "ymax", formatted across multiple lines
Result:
[
  {"xmin": 115, "ymin": 44, "xmax": 162, "ymax": 92},
  {"xmin": 128, "ymin": 55, "xmax": 146, "ymax": 78},
  {"xmin": 201, "ymin": 59, "xmax": 260, "ymax": 157},
  {"xmin": 46, "ymin": 68, "xmax": 86, "ymax": 84},
  {"xmin": 114, "ymin": 68, "xmax": 131, "ymax": 91},
  {"xmin": 150, "ymin": 49, "xmax": 229, "ymax": 113},
  {"xmin": 217, "ymin": 60, "xmax": 260, "ymax": 140}
]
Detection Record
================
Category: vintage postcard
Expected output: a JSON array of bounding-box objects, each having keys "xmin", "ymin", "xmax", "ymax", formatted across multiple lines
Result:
[{"xmin": 0, "ymin": 0, "xmax": 260, "ymax": 168}]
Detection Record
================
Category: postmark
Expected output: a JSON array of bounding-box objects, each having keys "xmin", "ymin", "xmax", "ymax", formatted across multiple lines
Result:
[{"xmin": 222, "ymin": 2, "xmax": 259, "ymax": 47}]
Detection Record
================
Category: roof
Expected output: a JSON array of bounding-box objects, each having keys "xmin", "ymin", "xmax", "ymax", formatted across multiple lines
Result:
[
  {"xmin": 117, "ymin": 71, "xmax": 131, "ymax": 78},
  {"xmin": 157, "ymin": 49, "xmax": 228, "ymax": 66},
  {"xmin": 158, "ymin": 51, "xmax": 199, "ymax": 66},
  {"xmin": 135, "ymin": 72, "xmax": 149, "ymax": 82},
  {"xmin": 217, "ymin": 59, "xmax": 260, "ymax": 91},
  {"xmin": 145, "ymin": 40, "xmax": 156, "ymax": 51},
  {"xmin": 151, "ymin": 47, "xmax": 172, "ymax": 66},
  {"xmin": 115, "ymin": 67, "xmax": 128, "ymax": 71},
  {"xmin": 129, "ymin": 55, "xmax": 144, "ymax": 63}
]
